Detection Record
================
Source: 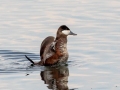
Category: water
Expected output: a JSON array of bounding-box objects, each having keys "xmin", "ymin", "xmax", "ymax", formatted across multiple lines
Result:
[{"xmin": 0, "ymin": 0, "xmax": 120, "ymax": 90}]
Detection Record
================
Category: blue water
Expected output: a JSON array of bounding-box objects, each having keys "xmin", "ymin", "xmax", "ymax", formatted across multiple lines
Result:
[{"xmin": 0, "ymin": 0, "xmax": 120, "ymax": 90}]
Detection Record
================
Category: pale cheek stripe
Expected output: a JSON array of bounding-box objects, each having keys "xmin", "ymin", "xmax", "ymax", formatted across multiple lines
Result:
[{"xmin": 62, "ymin": 30, "xmax": 70, "ymax": 35}]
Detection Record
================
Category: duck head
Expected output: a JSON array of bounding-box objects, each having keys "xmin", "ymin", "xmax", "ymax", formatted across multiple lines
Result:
[{"xmin": 56, "ymin": 25, "xmax": 77, "ymax": 38}]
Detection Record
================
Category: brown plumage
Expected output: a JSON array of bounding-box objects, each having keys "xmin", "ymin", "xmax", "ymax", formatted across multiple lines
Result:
[{"xmin": 25, "ymin": 25, "xmax": 77, "ymax": 66}]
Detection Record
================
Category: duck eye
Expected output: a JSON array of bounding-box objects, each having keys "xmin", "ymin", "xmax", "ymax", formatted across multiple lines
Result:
[{"xmin": 62, "ymin": 30, "xmax": 70, "ymax": 35}]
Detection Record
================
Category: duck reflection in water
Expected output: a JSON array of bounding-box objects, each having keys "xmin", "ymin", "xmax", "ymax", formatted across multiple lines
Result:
[{"xmin": 40, "ymin": 66, "xmax": 69, "ymax": 90}]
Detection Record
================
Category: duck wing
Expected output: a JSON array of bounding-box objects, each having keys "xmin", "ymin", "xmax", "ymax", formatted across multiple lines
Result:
[{"xmin": 40, "ymin": 36, "xmax": 55, "ymax": 63}]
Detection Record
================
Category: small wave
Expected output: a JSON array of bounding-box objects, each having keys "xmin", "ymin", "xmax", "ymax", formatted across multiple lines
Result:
[{"xmin": 0, "ymin": 50, "xmax": 40, "ymax": 73}]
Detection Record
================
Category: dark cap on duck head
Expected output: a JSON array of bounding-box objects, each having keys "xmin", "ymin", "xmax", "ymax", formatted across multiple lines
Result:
[{"xmin": 57, "ymin": 25, "xmax": 77, "ymax": 36}]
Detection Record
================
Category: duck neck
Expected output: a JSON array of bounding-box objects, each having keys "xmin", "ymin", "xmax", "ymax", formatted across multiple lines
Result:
[{"xmin": 55, "ymin": 35, "xmax": 67, "ymax": 42}]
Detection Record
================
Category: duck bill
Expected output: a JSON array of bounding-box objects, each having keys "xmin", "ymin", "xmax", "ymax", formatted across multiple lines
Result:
[{"xmin": 69, "ymin": 31, "xmax": 77, "ymax": 35}]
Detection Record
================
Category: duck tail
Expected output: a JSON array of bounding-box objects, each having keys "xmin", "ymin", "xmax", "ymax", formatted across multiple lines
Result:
[{"xmin": 25, "ymin": 55, "xmax": 35, "ymax": 65}]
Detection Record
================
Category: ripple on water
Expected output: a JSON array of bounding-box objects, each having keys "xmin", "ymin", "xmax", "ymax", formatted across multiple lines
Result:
[{"xmin": 0, "ymin": 50, "xmax": 41, "ymax": 73}]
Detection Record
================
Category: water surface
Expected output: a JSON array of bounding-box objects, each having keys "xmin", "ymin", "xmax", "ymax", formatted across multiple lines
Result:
[{"xmin": 0, "ymin": 0, "xmax": 120, "ymax": 90}]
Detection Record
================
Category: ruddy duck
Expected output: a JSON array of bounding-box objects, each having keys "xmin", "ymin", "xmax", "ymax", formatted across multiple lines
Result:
[{"xmin": 25, "ymin": 25, "xmax": 77, "ymax": 66}]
